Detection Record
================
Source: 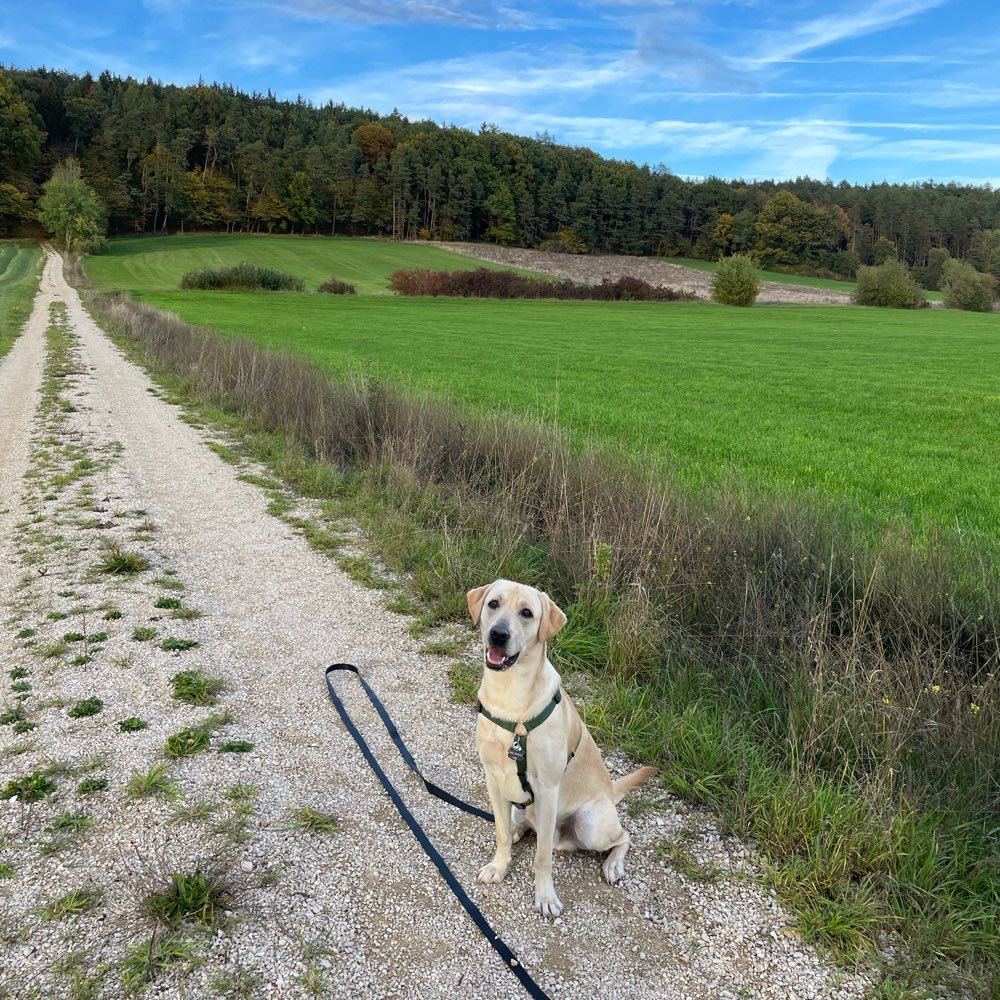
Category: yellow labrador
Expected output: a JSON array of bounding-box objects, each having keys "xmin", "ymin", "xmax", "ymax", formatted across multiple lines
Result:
[{"xmin": 468, "ymin": 579, "xmax": 655, "ymax": 918}]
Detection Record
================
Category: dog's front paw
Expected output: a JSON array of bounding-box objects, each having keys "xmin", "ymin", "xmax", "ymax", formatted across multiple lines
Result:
[
  {"xmin": 534, "ymin": 884, "xmax": 563, "ymax": 919},
  {"xmin": 602, "ymin": 854, "xmax": 625, "ymax": 884},
  {"xmin": 478, "ymin": 861, "xmax": 508, "ymax": 884}
]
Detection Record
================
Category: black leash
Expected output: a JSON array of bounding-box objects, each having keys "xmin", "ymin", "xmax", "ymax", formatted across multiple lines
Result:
[{"xmin": 324, "ymin": 663, "xmax": 550, "ymax": 1000}]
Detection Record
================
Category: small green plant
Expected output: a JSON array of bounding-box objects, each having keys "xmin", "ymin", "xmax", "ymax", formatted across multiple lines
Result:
[
  {"xmin": 170, "ymin": 798, "xmax": 216, "ymax": 824},
  {"xmin": 68, "ymin": 696, "xmax": 104, "ymax": 718},
  {"xmin": 0, "ymin": 861, "xmax": 15, "ymax": 878},
  {"xmin": 103, "ymin": 608, "xmax": 123, "ymax": 620},
  {"xmin": 171, "ymin": 605, "xmax": 204, "ymax": 620},
  {"xmin": 711, "ymin": 253, "xmax": 760, "ymax": 306},
  {"xmin": 219, "ymin": 740, "xmax": 255, "ymax": 753},
  {"xmin": 9, "ymin": 666, "xmax": 29, "ymax": 679},
  {"xmin": 63, "ymin": 631, "xmax": 86, "ymax": 643},
  {"xmin": 154, "ymin": 597, "xmax": 182, "ymax": 610},
  {"xmin": 126, "ymin": 762, "xmax": 178, "ymax": 799},
  {"xmin": 76, "ymin": 777, "xmax": 108, "ymax": 795},
  {"xmin": 11, "ymin": 680, "xmax": 31, "ymax": 693},
  {"xmin": 46, "ymin": 811, "xmax": 93, "ymax": 834},
  {"xmin": 87, "ymin": 631, "xmax": 108, "ymax": 643},
  {"xmin": 152, "ymin": 575, "xmax": 185, "ymax": 591},
  {"xmin": 164, "ymin": 724, "xmax": 211, "ymax": 759},
  {"xmin": 2, "ymin": 771, "xmax": 55, "ymax": 802},
  {"xmin": 15, "ymin": 628, "xmax": 35, "ymax": 639},
  {"xmin": 96, "ymin": 545, "xmax": 149, "ymax": 575},
  {"xmin": 118, "ymin": 716, "xmax": 149, "ymax": 733},
  {"xmin": 131, "ymin": 626, "xmax": 157, "ymax": 642},
  {"xmin": 170, "ymin": 669, "xmax": 225, "ymax": 706},
  {"xmin": 161, "ymin": 636, "xmax": 199, "ymax": 652},
  {"xmin": 120, "ymin": 932, "xmax": 201, "ymax": 992},
  {"xmin": 287, "ymin": 805, "xmax": 339, "ymax": 835},
  {"xmin": 0, "ymin": 704, "xmax": 27, "ymax": 726},
  {"xmin": 144, "ymin": 865, "xmax": 237, "ymax": 928},
  {"xmin": 12, "ymin": 719, "xmax": 37, "ymax": 734},
  {"xmin": 40, "ymin": 886, "xmax": 102, "ymax": 920}
]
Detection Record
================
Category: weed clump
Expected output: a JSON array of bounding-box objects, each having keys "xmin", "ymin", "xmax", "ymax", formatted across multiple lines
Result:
[
  {"xmin": 97, "ymin": 544, "xmax": 149, "ymax": 575},
  {"xmin": 2, "ymin": 771, "xmax": 55, "ymax": 802},
  {"xmin": 119, "ymin": 716, "xmax": 149, "ymax": 733},
  {"xmin": 180, "ymin": 262, "xmax": 304, "ymax": 292},
  {"xmin": 68, "ymin": 696, "xmax": 104, "ymax": 718},
  {"xmin": 170, "ymin": 669, "xmax": 225, "ymax": 706},
  {"xmin": 144, "ymin": 865, "xmax": 237, "ymax": 928}
]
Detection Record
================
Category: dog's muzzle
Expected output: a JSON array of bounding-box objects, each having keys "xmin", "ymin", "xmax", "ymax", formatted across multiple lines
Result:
[{"xmin": 485, "ymin": 648, "xmax": 520, "ymax": 671}]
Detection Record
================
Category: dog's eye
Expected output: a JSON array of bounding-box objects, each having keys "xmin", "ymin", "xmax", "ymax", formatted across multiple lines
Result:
[
  {"xmin": 487, "ymin": 599, "xmax": 499, "ymax": 610},
  {"xmin": 520, "ymin": 608, "xmax": 533, "ymax": 618}
]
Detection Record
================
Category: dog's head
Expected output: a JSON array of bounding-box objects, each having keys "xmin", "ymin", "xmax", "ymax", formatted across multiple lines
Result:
[{"xmin": 467, "ymin": 579, "xmax": 567, "ymax": 672}]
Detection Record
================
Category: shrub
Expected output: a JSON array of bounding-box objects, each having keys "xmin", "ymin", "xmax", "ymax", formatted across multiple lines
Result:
[
  {"xmin": 854, "ymin": 259, "xmax": 925, "ymax": 309},
  {"xmin": 388, "ymin": 268, "xmax": 694, "ymax": 302},
  {"xmin": 180, "ymin": 262, "xmax": 305, "ymax": 292},
  {"xmin": 317, "ymin": 276, "xmax": 356, "ymax": 295},
  {"xmin": 711, "ymin": 254, "xmax": 760, "ymax": 306},
  {"xmin": 942, "ymin": 259, "xmax": 995, "ymax": 313}
]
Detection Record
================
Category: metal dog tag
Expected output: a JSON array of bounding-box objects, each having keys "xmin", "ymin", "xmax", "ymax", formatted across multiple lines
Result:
[{"xmin": 507, "ymin": 735, "xmax": 526, "ymax": 762}]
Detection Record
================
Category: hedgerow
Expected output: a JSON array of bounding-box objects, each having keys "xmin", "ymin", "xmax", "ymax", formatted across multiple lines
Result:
[
  {"xmin": 388, "ymin": 267, "xmax": 694, "ymax": 301},
  {"xmin": 179, "ymin": 262, "xmax": 304, "ymax": 292}
]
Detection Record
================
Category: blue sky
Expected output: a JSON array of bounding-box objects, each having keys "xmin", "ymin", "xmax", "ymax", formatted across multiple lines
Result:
[{"xmin": 2, "ymin": 0, "xmax": 999, "ymax": 185}]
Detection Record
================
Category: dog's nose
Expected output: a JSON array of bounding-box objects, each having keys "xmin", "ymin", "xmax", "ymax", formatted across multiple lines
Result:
[{"xmin": 488, "ymin": 624, "xmax": 510, "ymax": 647}]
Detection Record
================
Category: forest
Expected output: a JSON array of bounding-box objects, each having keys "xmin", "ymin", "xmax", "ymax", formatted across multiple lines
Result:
[{"xmin": 3, "ymin": 65, "xmax": 1000, "ymax": 281}]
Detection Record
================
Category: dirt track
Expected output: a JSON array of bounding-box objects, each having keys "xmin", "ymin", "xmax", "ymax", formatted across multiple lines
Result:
[
  {"xmin": 430, "ymin": 244, "xmax": 856, "ymax": 305},
  {"xmin": 0, "ymin": 253, "xmax": 869, "ymax": 999}
]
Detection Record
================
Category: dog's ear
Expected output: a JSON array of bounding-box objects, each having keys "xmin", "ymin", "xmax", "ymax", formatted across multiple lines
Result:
[
  {"xmin": 467, "ymin": 584, "xmax": 492, "ymax": 625},
  {"xmin": 538, "ymin": 592, "xmax": 567, "ymax": 643}
]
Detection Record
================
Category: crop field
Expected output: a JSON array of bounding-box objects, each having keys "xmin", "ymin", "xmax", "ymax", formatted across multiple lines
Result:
[
  {"xmin": 0, "ymin": 241, "xmax": 42, "ymax": 358},
  {"xmin": 86, "ymin": 236, "xmax": 1000, "ymax": 541}
]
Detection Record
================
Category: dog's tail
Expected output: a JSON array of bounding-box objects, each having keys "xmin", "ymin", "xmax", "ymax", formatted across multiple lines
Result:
[{"xmin": 612, "ymin": 766, "xmax": 657, "ymax": 803}]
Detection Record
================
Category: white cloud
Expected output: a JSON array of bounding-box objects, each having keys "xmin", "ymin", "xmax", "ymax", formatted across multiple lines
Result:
[{"xmin": 740, "ymin": 0, "xmax": 949, "ymax": 68}]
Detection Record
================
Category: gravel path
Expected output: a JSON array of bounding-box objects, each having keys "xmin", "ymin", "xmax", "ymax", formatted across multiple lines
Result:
[
  {"xmin": 428, "ymin": 244, "xmax": 857, "ymax": 305},
  {"xmin": 1, "ymin": 252, "xmax": 870, "ymax": 999}
]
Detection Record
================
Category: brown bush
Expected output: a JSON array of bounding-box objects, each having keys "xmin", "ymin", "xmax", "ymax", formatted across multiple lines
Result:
[
  {"xmin": 317, "ymin": 277, "xmax": 356, "ymax": 295},
  {"xmin": 388, "ymin": 267, "xmax": 695, "ymax": 301}
]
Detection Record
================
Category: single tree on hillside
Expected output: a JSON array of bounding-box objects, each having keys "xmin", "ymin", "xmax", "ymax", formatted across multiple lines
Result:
[{"xmin": 37, "ymin": 159, "xmax": 107, "ymax": 253}]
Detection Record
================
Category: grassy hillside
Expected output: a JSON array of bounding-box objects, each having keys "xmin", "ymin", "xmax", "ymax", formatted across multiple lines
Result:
[
  {"xmin": 84, "ymin": 233, "xmax": 516, "ymax": 294},
  {"xmin": 0, "ymin": 242, "xmax": 43, "ymax": 359}
]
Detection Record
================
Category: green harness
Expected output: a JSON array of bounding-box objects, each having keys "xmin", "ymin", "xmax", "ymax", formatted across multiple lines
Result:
[{"xmin": 477, "ymin": 689, "xmax": 577, "ymax": 807}]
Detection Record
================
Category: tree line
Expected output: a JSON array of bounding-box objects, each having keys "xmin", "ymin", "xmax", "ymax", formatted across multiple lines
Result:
[{"xmin": 3, "ymin": 65, "xmax": 1000, "ymax": 282}]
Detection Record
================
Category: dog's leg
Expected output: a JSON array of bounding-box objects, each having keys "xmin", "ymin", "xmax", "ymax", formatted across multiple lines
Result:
[
  {"xmin": 478, "ymin": 772, "xmax": 513, "ymax": 884},
  {"xmin": 511, "ymin": 804, "xmax": 532, "ymax": 843},
  {"xmin": 574, "ymin": 801, "xmax": 631, "ymax": 883},
  {"xmin": 531, "ymin": 789, "xmax": 562, "ymax": 918}
]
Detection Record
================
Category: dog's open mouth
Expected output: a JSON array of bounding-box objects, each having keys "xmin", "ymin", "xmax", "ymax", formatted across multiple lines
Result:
[{"xmin": 485, "ymin": 647, "xmax": 520, "ymax": 671}]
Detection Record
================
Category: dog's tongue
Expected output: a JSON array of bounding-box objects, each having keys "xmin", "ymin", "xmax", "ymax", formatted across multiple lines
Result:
[{"xmin": 487, "ymin": 647, "xmax": 507, "ymax": 667}]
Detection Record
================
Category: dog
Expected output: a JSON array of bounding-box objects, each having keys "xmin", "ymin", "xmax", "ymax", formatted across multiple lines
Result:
[{"xmin": 468, "ymin": 579, "xmax": 655, "ymax": 918}]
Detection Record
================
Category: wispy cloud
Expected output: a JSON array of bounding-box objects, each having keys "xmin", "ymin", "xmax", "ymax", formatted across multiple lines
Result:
[
  {"xmin": 268, "ymin": 0, "xmax": 519, "ymax": 28},
  {"xmin": 741, "ymin": 0, "xmax": 949, "ymax": 68}
]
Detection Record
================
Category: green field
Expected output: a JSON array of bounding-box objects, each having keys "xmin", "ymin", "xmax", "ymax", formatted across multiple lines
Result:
[
  {"xmin": 0, "ymin": 242, "xmax": 43, "ymax": 359},
  {"xmin": 84, "ymin": 233, "xmax": 516, "ymax": 294},
  {"xmin": 86, "ymin": 235, "xmax": 1000, "ymax": 539}
]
